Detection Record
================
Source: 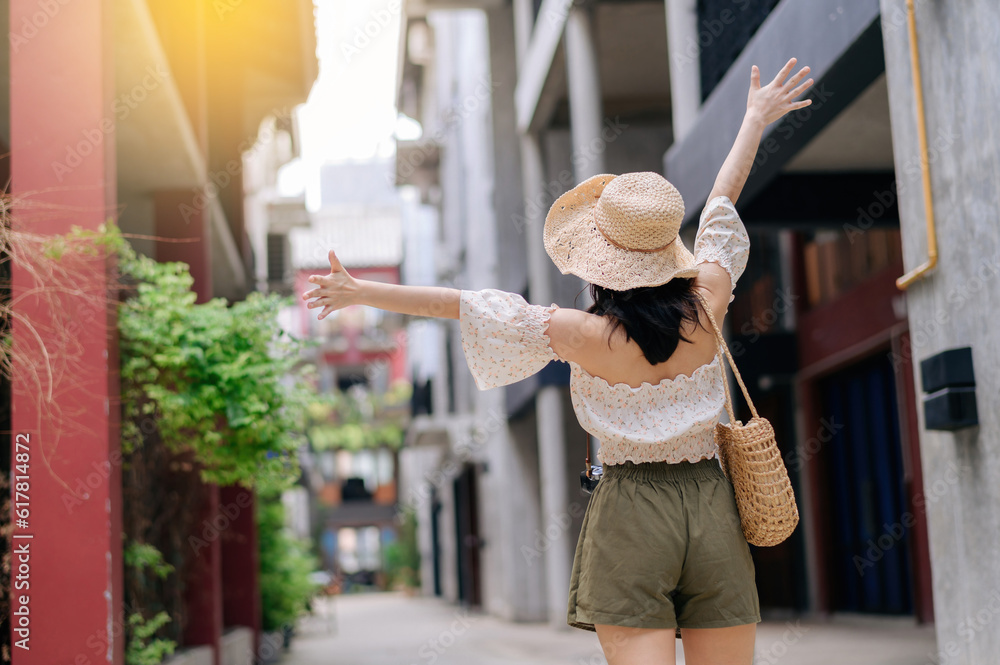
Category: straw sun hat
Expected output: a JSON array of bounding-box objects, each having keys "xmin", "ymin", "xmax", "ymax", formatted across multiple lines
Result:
[{"xmin": 543, "ymin": 171, "xmax": 700, "ymax": 291}]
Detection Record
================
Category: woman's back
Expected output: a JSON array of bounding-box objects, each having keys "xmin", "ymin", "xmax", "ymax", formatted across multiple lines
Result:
[
  {"xmin": 570, "ymin": 291, "xmax": 724, "ymax": 390},
  {"xmin": 455, "ymin": 195, "xmax": 748, "ymax": 465}
]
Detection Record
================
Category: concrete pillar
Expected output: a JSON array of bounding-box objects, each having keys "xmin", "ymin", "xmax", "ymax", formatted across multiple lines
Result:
[
  {"xmin": 9, "ymin": 0, "xmax": 123, "ymax": 662},
  {"xmin": 519, "ymin": 135, "xmax": 554, "ymax": 306},
  {"xmin": 522, "ymin": 133, "xmax": 572, "ymax": 628},
  {"xmin": 665, "ymin": 0, "xmax": 701, "ymax": 142},
  {"xmin": 880, "ymin": 0, "xmax": 1000, "ymax": 662},
  {"xmin": 513, "ymin": 0, "xmax": 575, "ymax": 628},
  {"xmin": 535, "ymin": 385, "xmax": 572, "ymax": 627},
  {"xmin": 564, "ymin": 5, "xmax": 606, "ymax": 179}
]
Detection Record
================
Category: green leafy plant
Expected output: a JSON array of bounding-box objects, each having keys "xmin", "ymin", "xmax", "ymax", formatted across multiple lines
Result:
[
  {"xmin": 304, "ymin": 380, "xmax": 410, "ymax": 452},
  {"xmin": 383, "ymin": 506, "xmax": 420, "ymax": 590},
  {"xmin": 124, "ymin": 541, "xmax": 174, "ymax": 580},
  {"xmin": 122, "ymin": 541, "xmax": 176, "ymax": 665},
  {"xmin": 109, "ymin": 224, "xmax": 309, "ymax": 493},
  {"xmin": 20, "ymin": 222, "xmax": 335, "ymax": 647},
  {"xmin": 257, "ymin": 490, "xmax": 320, "ymax": 632},
  {"xmin": 126, "ymin": 611, "xmax": 176, "ymax": 665}
]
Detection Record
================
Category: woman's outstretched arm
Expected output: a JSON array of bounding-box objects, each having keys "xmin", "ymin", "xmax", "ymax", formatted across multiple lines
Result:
[
  {"xmin": 707, "ymin": 57, "xmax": 814, "ymax": 205},
  {"xmin": 303, "ymin": 250, "xmax": 460, "ymax": 320}
]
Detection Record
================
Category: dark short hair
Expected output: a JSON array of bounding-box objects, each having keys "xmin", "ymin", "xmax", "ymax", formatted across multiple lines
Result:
[{"xmin": 584, "ymin": 278, "xmax": 706, "ymax": 366}]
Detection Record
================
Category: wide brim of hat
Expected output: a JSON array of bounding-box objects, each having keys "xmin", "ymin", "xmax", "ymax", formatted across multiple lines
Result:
[{"xmin": 543, "ymin": 173, "xmax": 701, "ymax": 290}]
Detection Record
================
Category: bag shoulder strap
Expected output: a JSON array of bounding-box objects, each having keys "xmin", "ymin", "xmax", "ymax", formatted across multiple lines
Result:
[{"xmin": 693, "ymin": 290, "xmax": 760, "ymax": 423}]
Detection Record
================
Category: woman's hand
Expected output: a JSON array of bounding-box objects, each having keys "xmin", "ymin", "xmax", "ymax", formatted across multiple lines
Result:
[
  {"xmin": 301, "ymin": 248, "xmax": 462, "ymax": 320},
  {"xmin": 302, "ymin": 249, "xmax": 360, "ymax": 320},
  {"xmin": 706, "ymin": 57, "xmax": 813, "ymax": 205},
  {"xmin": 746, "ymin": 57, "xmax": 813, "ymax": 127}
]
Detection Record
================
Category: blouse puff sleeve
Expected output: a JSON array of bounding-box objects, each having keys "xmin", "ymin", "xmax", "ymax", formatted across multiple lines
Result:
[
  {"xmin": 692, "ymin": 195, "xmax": 751, "ymax": 304},
  {"xmin": 459, "ymin": 289, "xmax": 560, "ymax": 391}
]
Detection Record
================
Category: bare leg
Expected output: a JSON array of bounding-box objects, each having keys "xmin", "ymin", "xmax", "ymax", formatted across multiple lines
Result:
[
  {"xmin": 594, "ymin": 624, "xmax": 677, "ymax": 665},
  {"xmin": 679, "ymin": 623, "xmax": 756, "ymax": 665}
]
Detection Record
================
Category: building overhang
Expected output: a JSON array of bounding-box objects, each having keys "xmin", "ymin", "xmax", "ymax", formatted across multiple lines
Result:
[
  {"xmin": 115, "ymin": 0, "xmax": 318, "ymax": 301},
  {"xmin": 394, "ymin": 139, "xmax": 440, "ymax": 197},
  {"xmin": 664, "ymin": 0, "xmax": 885, "ymax": 226},
  {"xmin": 514, "ymin": 0, "xmax": 570, "ymax": 133},
  {"xmin": 116, "ymin": 0, "xmax": 206, "ymax": 193},
  {"xmin": 116, "ymin": 0, "xmax": 250, "ymax": 300},
  {"xmin": 404, "ymin": 413, "xmax": 477, "ymax": 450}
]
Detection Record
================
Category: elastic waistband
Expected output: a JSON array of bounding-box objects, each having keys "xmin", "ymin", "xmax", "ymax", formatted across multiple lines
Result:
[{"xmin": 602, "ymin": 456, "xmax": 723, "ymax": 481}]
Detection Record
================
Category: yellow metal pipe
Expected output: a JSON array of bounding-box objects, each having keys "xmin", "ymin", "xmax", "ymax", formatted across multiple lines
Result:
[{"xmin": 896, "ymin": 0, "xmax": 939, "ymax": 290}]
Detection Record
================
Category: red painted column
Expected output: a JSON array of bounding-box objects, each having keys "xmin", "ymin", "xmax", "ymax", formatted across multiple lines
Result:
[
  {"xmin": 155, "ymin": 189, "xmax": 213, "ymax": 304},
  {"xmin": 220, "ymin": 485, "xmax": 261, "ymax": 655},
  {"xmin": 180, "ymin": 479, "xmax": 223, "ymax": 662},
  {"xmin": 9, "ymin": 0, "xmax": 123, "ymax": 663}
]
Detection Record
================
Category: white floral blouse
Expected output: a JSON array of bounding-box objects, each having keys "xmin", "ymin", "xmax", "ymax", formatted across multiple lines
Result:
[{"xmin": 458, "ymin": 196, "xmax": 750, "ymax": 465}]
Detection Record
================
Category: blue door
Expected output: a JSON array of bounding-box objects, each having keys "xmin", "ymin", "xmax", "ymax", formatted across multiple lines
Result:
[{"xmin": 818, "ymin": 352, "xmax": 913, "ymax": 614}]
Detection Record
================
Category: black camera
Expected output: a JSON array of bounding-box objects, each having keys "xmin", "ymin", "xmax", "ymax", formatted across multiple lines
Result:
[{"xmin": 580, "ymin": 465, "xmax": 603, "ymax": 494}]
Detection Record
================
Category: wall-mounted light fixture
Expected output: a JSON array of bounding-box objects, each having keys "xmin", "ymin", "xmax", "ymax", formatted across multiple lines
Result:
[{"xmin": 920, "ymin": 347, "xmax": 978, "ymax": 431}]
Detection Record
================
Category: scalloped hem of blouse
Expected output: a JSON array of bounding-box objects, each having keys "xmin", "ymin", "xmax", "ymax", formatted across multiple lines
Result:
[{"xmin": 599, "ymin": 449, "xmax": 720, "ymax": 466}]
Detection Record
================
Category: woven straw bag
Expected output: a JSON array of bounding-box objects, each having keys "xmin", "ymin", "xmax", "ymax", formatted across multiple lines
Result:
[{"xmin": 694, "ymin": 292, "xmax": 799, "ymax": 547}]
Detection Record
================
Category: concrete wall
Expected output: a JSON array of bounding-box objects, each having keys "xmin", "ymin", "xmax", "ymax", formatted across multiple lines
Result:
[
  {"xmin": 506, "ymin": 409, "xmax": 548, "ymax": 620},
  {"xmin": 400, "ymin": 7, "xmax": 554, "ymax": 621},
  {"xmin": 487, "ymin": 4, "xmax": 530, "ymax": 295},
  {"xmin": 398, "ymin": 444, "xmax": 442, "ymax": 596},
  {"xmin": 880, "ymin": 1, "xmax": 1000, "ymax": 662}
]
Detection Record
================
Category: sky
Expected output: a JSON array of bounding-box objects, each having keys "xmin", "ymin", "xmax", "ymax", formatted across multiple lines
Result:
[{"xmin": 280, "ymin": 0, "xmax": 416, "ymax": 210}]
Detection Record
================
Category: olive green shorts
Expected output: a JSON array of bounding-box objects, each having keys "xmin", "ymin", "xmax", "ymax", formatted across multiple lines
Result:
[{"xmin": 567, "ymin": 457, "xmax": 761, "ymax": 636}]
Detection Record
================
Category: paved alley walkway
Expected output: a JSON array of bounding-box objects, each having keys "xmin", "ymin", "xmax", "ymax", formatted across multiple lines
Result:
[{"xmin": 281, "ymin": 592, "xmax": 937, "ymax": 665}]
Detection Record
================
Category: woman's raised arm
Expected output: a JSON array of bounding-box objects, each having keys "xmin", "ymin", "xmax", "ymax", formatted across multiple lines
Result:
[
  {"xmin": 706, "ymin": 57, "xmax": 813, "ymax": 205},
  {"xmin": 303, "ymin": 250, "xmax": 461, "ymax": 320}
]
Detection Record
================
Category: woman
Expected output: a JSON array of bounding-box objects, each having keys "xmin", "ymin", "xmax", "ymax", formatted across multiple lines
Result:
[{"xmin": 304, "ymin": 58, "xmax": 813, "ymax": 664}]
